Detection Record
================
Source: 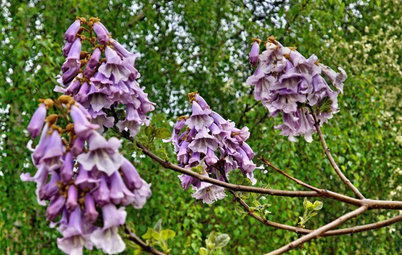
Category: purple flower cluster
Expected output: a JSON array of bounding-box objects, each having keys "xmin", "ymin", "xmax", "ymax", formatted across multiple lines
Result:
[
  {"xmin": 56, "ymin": 17, "xmax": 155, "ymax": 136},
  {"xmin": 22, "ymin": 96, "xmax": 151, "ymax": 255},
  {"xmin": 165, "ymin": 93, "xmax": 256, "ymax": 204},
  {"xmin": 246, "ymin": 37, "xmax": 347, "ymax": 142}
]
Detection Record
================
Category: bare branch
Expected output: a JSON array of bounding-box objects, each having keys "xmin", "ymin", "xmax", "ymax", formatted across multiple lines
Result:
[
  {"xmin": 310, "ymin": 108, "xmax": 365, "ymax": 199},
  {"xmin": 124, "ymin": 226, "xmax": 166, "ymax": 255},
  {"xmin": 265, "ymin": 206, "xmax": 368, "ymax": 255},
  {"xmin": 261, "ymin": 157, "xmax": 322, "ymax": 193},
  {"xmin": 322, "ymin": 214, "xmax": 402, "ymax": 236}
]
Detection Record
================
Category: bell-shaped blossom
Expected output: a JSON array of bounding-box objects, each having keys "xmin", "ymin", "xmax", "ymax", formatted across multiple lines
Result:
[
  {"xmin": 186, "ymin": 101, "xmax": 213, "ymax": 131},
  {"xmin": 40, "ymin": 130, "xmax": 64, "ymax": 171},
  {"xmin": 57, "ymin": 235, "xmax": 93, "ymax": 255},
  {"xmin": 84, "ymin": 194, "xmax": 98, "ymax": 223},
  {"xmin": 249, "ymin": 40, "xmax": 260, "ymax": 65},
  {"xmin": 20, "ymin": 165, "xmax": 49, "ymax": 206},
  {"xmin": 90, "ymin": 204, "xmax": 126, "ymax": 254},
  {"xmin": 70, "ymin": 105, "xmax": 99, "ymax": 139},
  {"xmin": 93, "ymin": 22, "xmax": 109, "ymax": 45},
  {"xmin": 130, "ymin": 180, "xmax": 152, "ymax": 209},
  {"xmin": 60, "ymin": 152, "xmax": 74, "ymax": 183},
  {"xmin": 27, "ymin": 104, "xmax": 46, "ymax": 138},
  {"xmin": 39, "ymin": 172, "xmax": 60, "ymax": 201},
  {"xmin": 120, "ymin": 158, "xmax": 143, "ymax": 190},
  {"xmin": 46, "ymin": 196, "xmax": 66, "ymax": 221},
  {"xmin": 62, "ymin": 38, "xmax": 81, "ymax": 85},
  {"xmin": 77, "ymin": 131, "xmax": 123, "ymax": 175},
  {"xmin": 65, "ymin": 20, "xmax": 81, "ymax": 42},
  {"xmin": 191, "ymin": 182, "xmax": 226, "ymax": 204},
  {"xmin": 92, "ymin": 174, "xmax": 111, "ymax": 205}
]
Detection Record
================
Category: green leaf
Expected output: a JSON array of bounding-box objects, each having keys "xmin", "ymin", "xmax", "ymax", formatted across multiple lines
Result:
[
  {"xmin": 312, "ymin": 201, "xmax": 323, "ymax": 211},
  {"xmin": 153, "ymin": 219, "xmax": 163, "ymax": 232},
  {"xmin": 206, "ymin": 231, "xmax": 216, "ymax": 250},
  {"xmin": 161, "ymin": 229, "xmax": 176, "ymax": 240},
  {"xmin": 214, "ymin": 234, "xmax": 230, "ymax": 249},
  {"xmin": 155, "ymin": 127, "xmax": 171, "ymax": 139},
  {"xmin": 199, "ymin": 247, "xmax": 209, "ymax": 255},
  {"xmin": 142, "ymin": 228, "xmax": 154, "ymax": 240}
]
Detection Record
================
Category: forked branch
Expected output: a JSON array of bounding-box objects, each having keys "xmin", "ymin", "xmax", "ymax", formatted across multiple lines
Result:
[
  {"xmin": 310, "ymin": 108, "xmax": 365, "ymax": 199},
  {"xmin": 266, "ymin": 206, "xmax": 369, "ymax": 255}
]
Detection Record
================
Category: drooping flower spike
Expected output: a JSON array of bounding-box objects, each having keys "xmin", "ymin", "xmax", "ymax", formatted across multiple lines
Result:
[
  {"xmin": 165, "ymin": 92, "xmax": 256, "ymax": 204},
  {"xmin": 246, "ymin": 36, "xmax": 347, "ymax": 142},
  {"xmin": 55, "ymin": 17, "xmax": 155, "ymax": 137},
  {"xmin": 22, "ymin": 95, "xmax": 151, "ymax": 254}
]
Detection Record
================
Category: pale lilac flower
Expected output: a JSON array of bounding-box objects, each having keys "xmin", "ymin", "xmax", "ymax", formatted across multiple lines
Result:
[
  {"xmin": 109, "ymin": 171, "xmax": 135, "ymax": 205},
  {"xmin": 57, "ymin": 235, "xmax": 93, "ymax": 255},
  {"xmin": 90, "ymin": 204, "xmax": 126, "ymax": 254},
  {"xmin": 20, "ymin": 165, "xmax": 49, "ymax": 206},
  {"xmin": 93, "ymin": 22, "xmax": 109, "ymax": 45},
  {"xmin": 70, "ymin": 105, "xmax": 99, "ymax": 139},
  {"xmin": 249, "ymin": 40, "xmax": 260, "ymax": 65},
  {"xmin": 191, "ymin": 182, "xmax": 226, "ymax": 204},
  {"xmin": 40, "ymin": 130, "xmax": 64, "ymax": 171},
  {"xmin": 84, "ymin": 194, "xmax": 98, "ymax": 223},
  {"xmin": 62, "ymin": 38, "xmax": 81, "ymax": 85},
  {"xmin": 98, "ymin": 46, "xmax": 132, "ymax": 84},
  {"xmin": 60, "ymin": 152, "xmax": 73, "ymax": 183},
  {"xmin": 76, "ymin": 131, "xmax": 123, "ymax": 175},
  {"xmin": 27, "ymin": 103, "xmax": 46, "ymax": 138},
  {"xmin": 120, "ymin": 158, "xmax": 143, "ymax": 190},
  {"xmin": 186, "ymin": 101, "xmax": 213, "ymax": 131},
  {"xmin": 130, "ymin": 180, "xmax": 152, "ymax": 209},
  {"xmin": 46, "ymin": 196, "xmax": 66, "ymax": 221},
  {"xmin": 65, "ymin": 20, "xmax": 81, "ymax": 42}
]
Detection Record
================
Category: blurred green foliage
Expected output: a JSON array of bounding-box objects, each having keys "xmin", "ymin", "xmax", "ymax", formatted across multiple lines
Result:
[{"xmin": 0, "ymin": 0, "xmax": 401, "ymax": 254}]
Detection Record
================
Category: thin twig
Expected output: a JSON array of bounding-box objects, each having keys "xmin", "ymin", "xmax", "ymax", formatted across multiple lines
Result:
[
  {"xmin": 124, "ymin": 226, "xmax": 166, "ymax": 255},
  {"xmin": 322, "ymin": 214, "xmax": 402, "ymax": 236},
  {"xmin": 261, "ymin": 157, "xmax": 322, "ymax": 193},
  {"xmin": 265, "ymin": 206, "xmax": 368, "ymax": 255},
  {"xmin": 310, "ymin": 107, "xmax": 365, "ymax": 199}
]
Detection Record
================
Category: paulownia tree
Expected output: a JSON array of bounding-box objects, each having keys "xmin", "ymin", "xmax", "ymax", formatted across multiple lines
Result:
[{"xmin": 21, "ymin": 17, "xmax": 402, "ymax": 254}]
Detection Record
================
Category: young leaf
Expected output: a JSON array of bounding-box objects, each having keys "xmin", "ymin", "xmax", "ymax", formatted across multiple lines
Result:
[
  {"xmin": 161, "ymin": 229, "xmax": 176, "ymax": 240},
  {"xmin": 214, "ymin": 234, "xmax": 230, "ymax": 249},
  {"xmin": 313, "ymin": 201, "xmax": 323, "ymax": 211}
]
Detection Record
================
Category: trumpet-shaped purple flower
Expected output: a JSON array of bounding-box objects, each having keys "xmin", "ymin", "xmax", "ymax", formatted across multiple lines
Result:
[
  {"xmin": 249, "ymin": 40, "xmax": 260, "ymax": 65},
  {"xmin": 62, "ymin": 38, "xmax": 81, "ymax": 85},
  {"xmin": 28, "ymin": 104, "xmax": 46, "ymax": 138},
  {"xmin": 93, "ymin": 22, "xmax": 109, "ymax": 45},
  {"xmin": 90, "ymin": 204, "xmax": 126, "ymax": 254},
  {"xmin": 70, "ymin": 105, "xmax": 99, "ymax": 139},
  {"xmin": 76, "ymin": 131, "xmax": 123, "ymax": 175},
  {"xmin": 186, "ymin": 101, "xmax": 214, "ymax": 131},
  {"xmin": 65, "ymin": 20, "xmax": 81, "ymax": 42},
  {"xmin": 191, "ymin": 182, "xmax": 226, "ymax": 204},
  {"xmin": 40, "ymin": 130, "xmax": 64, "ymax": 171}
]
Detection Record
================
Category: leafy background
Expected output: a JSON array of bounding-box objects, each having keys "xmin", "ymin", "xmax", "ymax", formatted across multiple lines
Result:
[{"xmin": 0, "ymin": 0, "xmax": 401, "ymax": 254}]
